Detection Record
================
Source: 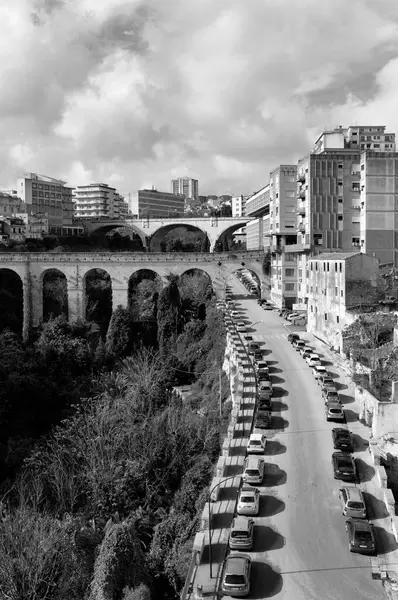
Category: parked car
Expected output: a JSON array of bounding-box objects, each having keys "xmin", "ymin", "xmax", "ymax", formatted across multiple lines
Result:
[
  {"xmin": 247, "ymin": 433, "xmax": 267, "ymax": 454},
  {"xmin": 257, "ymin": 395, "xmax": 272, "ymax": 410},
  {"xmin": 294, "ymin": 339, "xmax": 306, "ymax": 350},
  {"xmin": 287, "ymin": 333, "xmax": 300, "ymax": 343},
  {"xmin": 339, "ymin": 487, "xmax": 367, "ymax": 518},
  {"xmin": 325, "ymin": 402, "xmax": 345, "ymax": 422},
  {"xmin": 332, "ymin": 451, "xmax": 357, "ymax": 482},
  {"xmin": 221, "ymin": 554, "xmax": 252, "ymax": 597},
  {"xmin": 237, "ymin": 486, "xmax": 260, "ymax": 515},
  {"xmin": 300, "ymin": 346, "xmax": 312, "ymax": 357},
  {"xmin": 253, "ymin": 350, "xmax": 263, "ymax": 361},
  {"xmin": 291, "ymin": 315, "xmax": 307, "ymax": 325},
  {"xmin": 263, "ymin": 304, "xmax": 273, "ymax": 310},
  {"xmin": 258, "ymin": 381, "xmax": 273, "ymax": 397},
  {"xmin": 231, "ymin": 311, "xmax": 240, "ymax": 318},
  {"xmin": 313, "ymin": 364, "xmax": 329, "ymax": 382},
  {"xmin": 237, "ymin": 323, "xmax": 246, "ymax": 333},
  {"xmin": 243, "ymin": 335, "xmax": 254, "ymax": 343},
  {"xmin": 287, "ymin": 312, "xmax": 300, "ymax": 321},
  {"xmin": 229, "ymin": 517, "xmax": 254, "ymax": 550},
  {"xmin": 254, "ymin": 409, "xmax": 271, "ymax": 429},
  {"xmin": 306, "ymin": 352, "xmax": 320, "ymax": 365},
  {"xmin": 332, "ymin": 428, "xmax": 354, "ymax": 452},
  {"xmin": 321, "ymin": 377, "xmax": 335, "ymax": 391},
  {"xmin": 255, "ymin": 361, "xmax": 268, "ymax": 373},
  {"xmin": 345, "ymin": 518, "xmax": 376, "ymax": 555},
  {"xmin": 243, "ymin": 456, "xmax": 265, "ymax": 484},
  {"xmin": 257, "ymin": 371, "xmax": 271, "ymax": 382},
  {"xmin": 248, "ymin": 342, "xmax": 261, "ymax": 354},
  {"xmin": 323, "ymin": 387, "xmax": 340, "ymax": 403}
]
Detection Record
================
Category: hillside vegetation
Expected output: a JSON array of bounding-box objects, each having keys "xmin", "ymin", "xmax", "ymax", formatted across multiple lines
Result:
[{"xmin": 0, "ymin": 273, "xmax": 230, "ymax": 600}]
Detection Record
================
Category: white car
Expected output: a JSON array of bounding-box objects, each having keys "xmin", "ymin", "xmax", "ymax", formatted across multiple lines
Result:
[
  {"xmin": 231, "ymin": 311, "xmax": 240, "ymax": 318},
  {"xmin": 307, "ymin": 354, "xmax": 321, "ymax": 368},
  {"xmin": 286, "ymin": 312, "xmax": 300, "ymax": 321},
  {"xmin": 247, "ymin": 433, "xmax": 267, "ymax": 454},
  {"xmin": 237, "ymin": 486, "xmax": 260, "ymax": 515},
  {"xmin": 255, "ymin": 361, "xmax": 269, "ymax": 373},
  {"xmin": 237, "ymin": 322, "xmax": 246, "ymax": 333},
  {"xmin": 258, "ymin": 381, "xmax": 272, "ymax": 397}
]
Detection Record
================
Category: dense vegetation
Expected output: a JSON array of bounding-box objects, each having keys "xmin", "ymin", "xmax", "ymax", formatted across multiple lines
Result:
[{"xmin": 0, "ymin": 272, "xmax": 230, "ymax": 600}]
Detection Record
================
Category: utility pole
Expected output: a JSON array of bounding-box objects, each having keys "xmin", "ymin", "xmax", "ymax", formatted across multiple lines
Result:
[{"xmin": 219, "ymin": 368, "xmax": 222, "ymax": 417}]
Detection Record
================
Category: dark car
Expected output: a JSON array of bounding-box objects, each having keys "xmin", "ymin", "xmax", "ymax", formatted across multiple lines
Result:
[
  {"xmin": 253, "ymin": 350, "xmax": 263, "ymax": 361},
  {"xmin": 254, "ymin": 410, "xmax": 272, "ymax": 429},
  {"xmin": 257, "ymin": 396, "xmax": 272, "ymax": 410},
  {"xmin": 221, "ymin": 553, "xmax": 252, "ymax": 597},
  {"xmin": 248, "ymin": 342, "xmax": 261, "ymax": 354},
  {"xmin": 263, "ymin": 304, "xmax": 273, "ymax": 310},
  {"xmin": 287, "ymin": 333, "xmax": 300, "ymax": 343},
  {"xmin": 294, "ymin": 340, "xmax": 306, "ymax": 351},
  {"xmin": 243, "ymin": 335, "xmax": 254, "ymax": 342},
  {"xmin": 257, "ymin": 371, "xmax": 271, "ymax": 382},
  {"xmin": 257, "ymin": 299, "xmax": 266, "ymax": 305},
  {"xmin": 332, "ymin": 452, "xmax": 357, "ymax": 482},
  {"xmin": 332, "ymin": 428, "xmax": 354, "ymax": 452},
  {"xmin": 345, "ymin": 518, "xmax": 376, "ymax": 555}
]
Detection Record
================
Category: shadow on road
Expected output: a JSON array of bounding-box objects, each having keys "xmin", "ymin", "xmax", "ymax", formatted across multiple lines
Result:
[
  {"xmin": 271, "ymin": 401, "xmax": 288, "ymax": 412},
  {"xmin": 344, "ymin": 408, "xmax": 359, "ymax": 423},
  {"xmin": 260, "ymin": 495, "xmax": 285, "ymax": 517},
  {"xmin": 211, "ymin": 512, "xmax": 234, "ymax": 530},
  {"xmin": 353, "ymin": 434, "xmax": 369, "ymax": 451},
  {"xmin": 271, "ymin": 416, "xmax": 289, "ymax": 431},
  {"xmin": 356, "ymin": 458, "xmax": 376, "ymax": 483},
  {"xmin": 363, "ymin": 491, "xmax": 390, "ymax": 519},
  {"xmin": 272, "ymin": 387, "xmax": 288, "ymax": 398},
  {"xmin": 264, "ymin": 463, "xmax": 287, "ymax": 486},
  {"xmin": 255, "ymin": 525, "xmax": 285, "ymax": 552},
  {"xmin": 264, "ymin": 440, "xmax": 286, "ymax": 456},
  {"xmin": 228, "ymin": 444, "xmax": 247, "ymax": 458},
  {"xmin": 374, "ymin": 525, "xmax": 398, "ymax": 554},
  {"xmin": 339, "ymin": 393, "xmax": 354, "ymax": 405},
  {"xmin": 266, "ymin": 360, "xmax": 279, "ymax": 366},
  {"xmin": 250, "ymin": 561, "xmax": 283, "ymax": 598}
]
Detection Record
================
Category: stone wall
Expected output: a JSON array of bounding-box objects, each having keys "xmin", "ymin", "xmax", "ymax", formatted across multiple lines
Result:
[{"xmin": 355, "ymin": 385, "xmax": 398, "ymax": 438}]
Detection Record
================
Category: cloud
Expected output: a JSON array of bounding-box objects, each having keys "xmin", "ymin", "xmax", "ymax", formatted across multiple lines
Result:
[{"xmin": 1, "ymin": 0, "xmax": 398, "ymax": 195}]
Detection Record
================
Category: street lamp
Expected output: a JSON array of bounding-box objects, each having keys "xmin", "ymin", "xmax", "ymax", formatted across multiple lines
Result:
[{"xmin": 208, "ymin": 474, "xmax": 241, "ymax": 578}]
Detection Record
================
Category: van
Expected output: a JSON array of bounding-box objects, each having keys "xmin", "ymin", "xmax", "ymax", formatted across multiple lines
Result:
[
  {"xmin": 243, "ymin": 456, "xmax": 265, "ymax": 484},
  {"xmin": 291, "ymin": 315, "xmax": 307, "ymax": 326},
  {"xmin": 339, "ymin": 487, "xmax": 367, "ymax": 519}
]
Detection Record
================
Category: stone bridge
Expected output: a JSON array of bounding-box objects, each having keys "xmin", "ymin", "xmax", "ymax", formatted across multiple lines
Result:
[
  {"xmin": 78, "ymin": 216, "xmax": 249, "ymax": 251},
  {"xmin": 0, "ymin": 250, "xmax": 265, "ymax": 335}
]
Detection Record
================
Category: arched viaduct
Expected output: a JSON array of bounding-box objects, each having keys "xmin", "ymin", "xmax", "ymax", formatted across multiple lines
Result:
[
  {"xmin": 0, "ymin": 251, "xmax": 265, "ymax": 337},
  {"xmin": 79, "ymin": 216, "xmax": 249, "ymax": 252}
]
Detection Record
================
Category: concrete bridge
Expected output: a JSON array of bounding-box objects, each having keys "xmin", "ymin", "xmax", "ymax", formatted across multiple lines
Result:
[
  {"xmin": 0, "ymin": 250, "xmax": 265, "ymax": 335},
  {"xmin": 78, "ymin": 216, "xmax": 249, "ymax": 252}
]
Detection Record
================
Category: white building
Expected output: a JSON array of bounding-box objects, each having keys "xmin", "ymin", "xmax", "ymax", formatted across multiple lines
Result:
[
  {"xmin": 171, "ymin": 177, "xmax": 199, "ymax": 200},
  {"xmin": 73, "ymin": 183, "xmax": 128, "ymax": 219}
]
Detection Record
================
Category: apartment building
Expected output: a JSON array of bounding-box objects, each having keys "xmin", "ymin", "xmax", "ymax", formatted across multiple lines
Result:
[
  {"xmin": 17, "ymin": 172, "xmax": 75, "ymax": 234},
  {"xmin": 171, "ymin": 177, "xmax": 199, "ymax": 200},
  {"xmin": 129, "ymin": 188, "xmax": 185, "ymax": 218},
  {"xmin": 73, "ymin": 183, "xmax": 128, "ymax": 219},
  {"xmin": 307, "ymin": 252, "xmax": 379, "ymax": 350}
]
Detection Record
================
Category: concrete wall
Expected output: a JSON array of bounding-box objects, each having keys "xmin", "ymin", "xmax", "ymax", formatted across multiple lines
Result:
[{"xmin": 355, "ymin": 385, "xmax": 398, "ymax": 437}]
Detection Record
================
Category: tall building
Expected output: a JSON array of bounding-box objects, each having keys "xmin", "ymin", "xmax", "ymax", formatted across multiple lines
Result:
[
  {"xmin": 232, "ymin": 194, "xmax": 250, "ymax": 217},
  {"xmin": 171, "ymin": 177, "xmax": 199, "ymax": 200},
  {"xmin": 73, "ymin": 183, "xmax": 128, "ymax": 219},
  {"xmin": 17, "ymin": 172, "xmax": 74, "ymax": 235},
  {"xmin": 129, "ymin": 188, "xmax": 185, "ymax": 218}
]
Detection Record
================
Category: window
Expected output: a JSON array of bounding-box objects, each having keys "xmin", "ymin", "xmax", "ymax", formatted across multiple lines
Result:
[
  {"xmin": 310, "ymin": 304, "xmax": 313, "ymax": 312},
  {"xmin": 324, "ymin": 313, "xmax": 328, "ymax": 321},
  {"xmin": 352, "ymin": 182, "xmax": 360, "ymax": 191},
  {"xmin": 285, "ymin": 268, "xmax": 294, "ymax": 276},
  {"xmin": 338, "ymin": 198, "xmax": 343, "ymax": 204},
  {"xmin": 335, "ymin": 287, "xmax": 338, "ymax": 296},
  {"xmin": 339, "ymin": 263, "xmax": 342, "ymax": 273},
  {"xmin": 327, "ymin": 263, "xmax": 330, "ymax": 272},
  {"xmin": 285, "ymin": 283, "xmax": 294, "ymax": 291},
  {"xmin": 338, "ymin": 163, "xmax": 343, "ymax": 169},
  {"xmin": 315, "ymin": 263, "xmax": 318, "ymax": 271},
  {"xmin": 341, "ymin": 290, "xmax": 343, "ymax": 297},
  {"xmin": 361, "ymin": 164, "xmax": 364, "ymax": 170},
  {"xmin": 338, "ymin": 180, "xmax": 343, "ymax": 186},
  {"xmin": 335, "ymin": 263, "xmax": 337, "ymax": 272}
]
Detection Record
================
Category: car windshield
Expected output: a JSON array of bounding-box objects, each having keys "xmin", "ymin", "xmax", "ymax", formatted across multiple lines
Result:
[
  {"xmin": 250, "ymin": 440, "xmax": 262, "ymax": 445},
  {"xmin": 225, "ymin": 574, "xmax": 245, "ymax": 585},
  {"xmin": 245, "ymin": 469, "xmax": 260, "ymax": 477},
  {"xmin": 231, "ymin": 531, "xmax": 249, "ymax": 538},
  {"xmin": 241, "ymin": 496, "xmax": 254, "ymax": 503},
  {"xmin": 355, "ymin": 531, "xmax": 372, "ymax": 543},
  {"xmin": 339, "ymin": 457, "xmax": 353, "ymax": 467},
  {"xmin": 348, "ymin": 502, "xmax": 364, "ymax": 509},
  {"xmin": 330, "ymin": 409, "xmax": 342, "ymax": 414}
]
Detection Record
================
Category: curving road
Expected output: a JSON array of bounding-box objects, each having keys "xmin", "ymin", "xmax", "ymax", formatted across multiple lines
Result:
[{"xmin": 225, "ymin": 277, "xmax": 385, "ymax": 600}]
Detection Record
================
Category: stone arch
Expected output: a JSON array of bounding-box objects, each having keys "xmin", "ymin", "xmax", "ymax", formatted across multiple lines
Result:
[
  {"xmin": 0, "ymin": 268, "xmax": 23, "ymax": 334},
  {"xmin": 148, "ymin": 224, "xmax": 210, "ymax": 253},
  {"xmin": 128, "ymin": 269, "xmax": 163, "ymax": 317},
  {"xmin": 179, "ymin": 268, "xmax": 214, "ymax": 299},
  {"xmin": 42, "ymin": 268, "xmax": 68, "ymax": 322},
  {"xmin": 84, "ymin": 268, "xmax": 113, "ymax": 337},
  {"xmin": 87, "ymin": 223, "xmax": 148, "ymax": 250},
  {"xmin": 213, "ymin": 222, "xmax": 250, "ymax": 252}
]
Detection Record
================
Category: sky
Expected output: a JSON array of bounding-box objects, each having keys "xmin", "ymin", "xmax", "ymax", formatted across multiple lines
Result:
[{"xmin": 2, "ymin": 0, "xmax": 398, "ymax": 198}]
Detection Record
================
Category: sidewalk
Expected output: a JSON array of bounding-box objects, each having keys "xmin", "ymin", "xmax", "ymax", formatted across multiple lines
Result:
[{"xmin": 285, "ymin": 322, "xmax": 398, "ymax": 598}]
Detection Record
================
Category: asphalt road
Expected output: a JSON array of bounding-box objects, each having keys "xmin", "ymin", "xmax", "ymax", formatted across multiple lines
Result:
[{"xmin": 224, "ymin": 277, "xmax": 385, "ymax": 600}]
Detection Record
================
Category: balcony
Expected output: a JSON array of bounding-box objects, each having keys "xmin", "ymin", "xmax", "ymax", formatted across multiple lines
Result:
[
  {"xmin": 284, "ymin": 243, "xmax": 311, "ymax": 253},
  {"xmin": 297, "ymin": 222, "xmax": 306, "ymax": 233},
  {"xmin": 297, "ymin": 189, "xmax": 306, "ymax": 200},
  {"xmin": 297, "ymin": 173, "xmax": 306, "ymax": 183},
  {"xmin": 297, "ymin": 206, "xmax": 306, "ymax": 216},
  {"xmin": 351, "ymin": 204, "xmax": 361, "ymax": 210}
]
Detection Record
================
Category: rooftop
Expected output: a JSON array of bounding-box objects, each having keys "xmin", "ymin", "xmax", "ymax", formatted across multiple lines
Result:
[{"xmin": 310, "ymin": 252, "xmax": 362, "ymax": 261}]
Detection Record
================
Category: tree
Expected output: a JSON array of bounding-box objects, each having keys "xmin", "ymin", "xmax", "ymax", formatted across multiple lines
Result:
[
  {"xmin": 122, "ymin": 583, "xmax": 151, "ymax": 600},
  {"xmin": 89, "ymin": 520, "xmax": 148, "ymax": 600},
  {"xmin": 105, "ymin": 307, "xmax": 134, "ymax": 359},
  {"xmin": 157, "ymin": 275, "xmax": 182, "ymax": 355}
]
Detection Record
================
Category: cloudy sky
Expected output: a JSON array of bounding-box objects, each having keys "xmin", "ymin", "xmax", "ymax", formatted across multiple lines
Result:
[{"xmin": 2, "ymin": 0, "xmax": 398, "ymax": 198}]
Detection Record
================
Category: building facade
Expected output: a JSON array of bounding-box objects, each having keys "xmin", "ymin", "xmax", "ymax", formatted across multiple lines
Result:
[
  {"xmin": 171, "ymin": 177, "xmax": 199, "ymax": 200},
  {"xmin": 73, "ymin": 183, "xmax": 128, "ymax": 220},
  {"xmin": 129, "ymin": 189, "xmax": 185, "ymax": 218},
  {"xmin": 307, "ymin": 252, "xmax": 380, "ymax": 350},
  {"xmin": 17, "ymin": 173, "xmax": 74, "ymax": 235}
]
